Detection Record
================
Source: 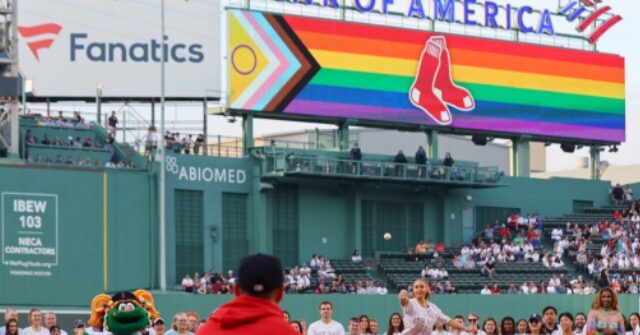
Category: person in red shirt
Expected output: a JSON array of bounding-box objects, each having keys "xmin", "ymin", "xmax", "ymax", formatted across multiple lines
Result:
[{"xmin": 196, "ymin": 253, "xmax": 299, "ymax": 335}]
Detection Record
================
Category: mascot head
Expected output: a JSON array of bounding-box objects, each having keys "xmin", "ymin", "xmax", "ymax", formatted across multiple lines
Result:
[{"xmin": 89, "ymin": 290, "xmax": 160, "ymax": 335}]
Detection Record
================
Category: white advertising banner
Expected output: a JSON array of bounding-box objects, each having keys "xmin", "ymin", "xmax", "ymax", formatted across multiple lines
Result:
[{"xmin": 18, "ymin": 0, "xmax": 221, "ymax": 98}]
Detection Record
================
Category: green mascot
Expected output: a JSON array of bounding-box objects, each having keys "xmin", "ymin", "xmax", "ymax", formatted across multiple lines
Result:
[{"xmin": 88, "ymin": 290, "xmax": 160, "ymax": 335}]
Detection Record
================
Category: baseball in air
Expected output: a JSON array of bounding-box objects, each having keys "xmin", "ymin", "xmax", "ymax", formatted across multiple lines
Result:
[{"xmin": 384, "ymin": 233, "xmax": 392, "ymax": 240}]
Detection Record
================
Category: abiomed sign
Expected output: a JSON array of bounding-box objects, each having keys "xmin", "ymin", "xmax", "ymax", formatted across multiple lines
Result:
[
  {"xmin": 1, "ymin": 192, "xmax": 58, "ymax": 277},
  {"xmin": 165, "ymin": 156, "xmax": 247, "ymax": 184}
]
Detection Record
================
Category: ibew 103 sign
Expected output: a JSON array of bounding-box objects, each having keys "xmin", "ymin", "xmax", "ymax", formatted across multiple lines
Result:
[{"xmin": 277, "ymin": 0, "xmax": 556, "ymax": 35}]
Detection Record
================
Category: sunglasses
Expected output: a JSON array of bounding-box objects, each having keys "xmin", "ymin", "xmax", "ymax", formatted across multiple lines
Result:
[{"xmin": 469, "ymin": 319, "xmax": 478, "ymax": 323}]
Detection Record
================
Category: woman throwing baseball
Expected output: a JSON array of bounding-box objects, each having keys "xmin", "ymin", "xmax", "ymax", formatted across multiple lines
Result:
[{"xmin": 399, "ymin": 278, "xmax": 467, "ymax": 335}]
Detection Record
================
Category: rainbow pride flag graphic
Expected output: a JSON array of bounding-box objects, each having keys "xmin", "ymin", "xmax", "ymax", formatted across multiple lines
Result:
[{"xmin": 228, "ymin": 9, "xmax": 625, "ymax": 142}]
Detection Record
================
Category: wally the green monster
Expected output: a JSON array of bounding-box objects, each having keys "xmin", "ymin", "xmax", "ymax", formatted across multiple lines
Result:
[{"xmin": 89, "ymin": 290, "xmax": 160, "ymax": 335}]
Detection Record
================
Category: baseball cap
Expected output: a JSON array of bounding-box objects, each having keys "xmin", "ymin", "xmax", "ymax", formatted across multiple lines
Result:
[
  {"xmin": 238, "ymin": 253, "xmax": 284, "ymax": 294},
  {"xmin": 73, "ymin": 319, "xmax": 85, "ymax": 328},
  {"xmin": 529, "ymin": 314, "xmax": 542, "ymax": 322},
  {"xmin": 153, "ymin": 318, "xmax": 165, "ymax": 326}
]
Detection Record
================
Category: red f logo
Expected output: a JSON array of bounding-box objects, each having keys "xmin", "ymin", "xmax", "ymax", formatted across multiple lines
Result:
[{"xmin": 17, "ymin": 23, "xmax": 62, "ymax": 61}]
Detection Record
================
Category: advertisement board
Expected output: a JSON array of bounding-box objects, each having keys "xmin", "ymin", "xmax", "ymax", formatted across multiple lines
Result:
[
  {"xmin": 228, "ymin": 9, "xmax": 625, "ymax": 143},
  {"xmin": 18, "ymin": 0, "xmax": 220, "ymax": 98}
]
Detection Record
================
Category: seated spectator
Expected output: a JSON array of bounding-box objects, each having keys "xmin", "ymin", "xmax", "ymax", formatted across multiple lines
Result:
[
  {"xmin": 94, "ymin": 139, "xmax": 103, "ymax": 149},
  {"xmin": 482, "ymin": 257, "xmax": 496, "ymax": 277},
  {"xmin": 351, "ymin": 250, "xmax": 362, "ymax": 263},
  {"xmin": 507, "ymin": 283, "xmax": 518, "ymax": 294},
  {"xmin": 480, "ymin": 284, "xmax": 491, "ymax": 295},
  {"xmin": 127, "ymin": 161, "xmax": 136, "ymax": 168},
  {"xmin": 76, "ymin": 117, "xmax": 90, "ymax": 129},
  {"xmin": 64, "ymin": 156, "xmax": 73, "ymax": 165},
  {"xmin": 34, "ymin": 155, "xmax": 42, "ymax": 163},
  {"xmin": 74, "ymin": 137, "xmax": 83, "ymax": 148},
  {"xmin": 484, "ymin": 224, "xmax": 495, "ymax": 240},
  {"xmin": 53, "ymin": 136, "xmax": 62, "ymax": 146},
  {"xmin": 551, "ymin": 227, "xmax": 563, "ymax": 241},
  {"xmin": 83, "ymin": 137, "xmax": 92, "ymax": 148},
  {"xmin": 63, "ymin": 118, "xmax": 74, "ymax": 128},
  {"xmin": 41, "ymin": 134, "xmax": 51, "ymax": 145},
  {"xmin": 490, "ymin": 283, "xmax": 502, "ymax": 294},
  {"xmin": 65, "ymin": 136, "xmax": 74, "ymax": 147},
  {"xmin": 182, "ymin": 274, "xmax": 194, "ymax": 292},
  {"xmin": 415, "ymin": 240, "xmax": 428, "ymax": 260},
  {"xmin": 104, "ymin": 136, "xmax": 115, "ymax": 152},
  {"xmin": 46, "ymin": 155, "xmax": 53, "ymax": 164},
  {"xmin": 105, "ymin": 160, "xmax": 116, "ymax": 168},
  {"xmin": 551, "ymin": 256, "xmax": 565, "ymax": 269}
]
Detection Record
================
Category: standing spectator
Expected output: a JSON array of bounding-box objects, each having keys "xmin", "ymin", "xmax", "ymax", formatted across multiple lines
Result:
[
  {"xmin": 25, "ymin": 129, "xmax": 36, "ymax": 145},
  {"xmin": 515, "ymin": 319, "xmax": 529, "ymax": 335},
  {"xmin": 370, "ymin": 320, "xmax": 379, "ymax": 335},
  {"xmin": 624, "ymin": 185, "xmax": 634, "ymax": 203},
  {"xmin": 394, "ymin": 150, "xmax": 407, "ymax": 177},
  {"xmin": 612, "ymin": 184, "xmax": 625, "ymax": 206},
  {"xmin": 551, "ymin": 313, "xmax": 573, "ymax": 335},
  {"xmin": 359, "ymin": 315, "xmax": 373, "ymax": 334},
  {"xmin": 307, "ymin": 301, "xmax": 345, "ymax": 335},
  {"xmin": 529, "ymin": 314, "xmax": 543, "ymax": 335},
  {"xmin": 574, "ymin": 313, "xmax": 586, "ymax": 335},
  {"xmin": 166, "ymin": 313, "xmax": 192, "ymax": 335},
  {"xmin": 352, "ymin": 250, "xmax": 362, "ymax": 263},
  {"xmin": 44, "ymin": 313, "xmax": 68, "ymax": 335},
  {"xmin": 0, "ymin": 308, "xmax": 19, "ymax": 335},
  {"xmin": 415, "ymin": 146, "xmax": 428, "ymax": 178},
  {"xmin": 194, "ymin": 134, "xmax": 205, "ymax": 155},
  {"xmin": 586, "ymin": 288, "xmax": 624, "ymax": 335},
  {"xmin": 108, "ymin": 111, "xmax": 118, "ymax": 136},
  {"xmin": 626, "ymin": 313, "xmax": 640, "ymax": 335},
  {"xmin": 483, "ymin": 317, "xmax": 498, "ymax": 335},
  {"xmin": 153, "ymin": 319, "xmax": 165, "ymax": 335},
  {"xmin": 501, "ymin": 317, "xmax": 515, "ymax": 335},
  {"xmin": 350, "ymin": 143, "xmax": 362, "ymax": 174},
  {"xmin": 22, "ymin": 309, "xmax": 50, "ymax": 335},
  {"xmin": 3, "ymin": 320, "xmax": 19, "ymax": 335},
  {"xmin": 347, "ymin": 318, "xmax": 361, "ymax": 335},
  {"xmin": 186, "ymin": 312, "xmax": 199, "ymax": 333},
  {"xmin": 541, "ymin": 306, "xmax": 559, "ymax": 335},
  {"xmin": 196, "ymin": 254, "xmax": 298, "ymax": 335},
  {"xmin": 443, "ymin": 152, "xmax": 454, "ymax": 166},
  {"xmin": 385, "ymin": 313, "xmax": 404, "ymax": 335}
]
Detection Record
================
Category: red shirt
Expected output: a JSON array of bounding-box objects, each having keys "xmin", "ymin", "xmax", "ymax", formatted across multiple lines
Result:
[{"xmin": 197, "ymin": 295, "xmax": 299, "ymax": 335}]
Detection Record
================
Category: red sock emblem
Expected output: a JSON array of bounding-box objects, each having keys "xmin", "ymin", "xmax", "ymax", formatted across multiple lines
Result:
[
  {"xmin": 409, "ymin": 40, "xmax": 452, "ymax": 125},
  {"xmin": 409, "ymin": 35, "xmax": 475, "ymax": 125}
]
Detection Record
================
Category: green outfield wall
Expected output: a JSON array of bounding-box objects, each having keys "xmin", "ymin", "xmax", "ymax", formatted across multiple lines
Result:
[
  {"xmin": 0, "ymin": 164, "xmax": 157, "ymax": 306},
  {"xmin": 163, "ymin": 154, "xmax": 614, "ymax": 284},
  {"xmin": 154, "ymin": 292, "xmax": 640, "ymax": 326}
]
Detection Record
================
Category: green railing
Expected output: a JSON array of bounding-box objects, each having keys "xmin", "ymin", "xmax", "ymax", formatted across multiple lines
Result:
[{"xmin": 258, "ymin": 149, "xmax": 503, "ymax": 185}]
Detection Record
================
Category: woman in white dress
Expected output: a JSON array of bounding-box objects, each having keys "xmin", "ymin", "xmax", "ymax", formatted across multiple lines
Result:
[{"xmin": 398, "ymin": 278, "xmax": 466, "ymax": 335}]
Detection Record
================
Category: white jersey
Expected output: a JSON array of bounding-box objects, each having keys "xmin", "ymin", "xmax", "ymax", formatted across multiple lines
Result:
[
  {"xmin": 307, "ymin": 320, "xmax": 345, "ymax": 335},
  {"xmin": 402, "ymin": 299, "xmax": 450, "ymax": 335},
  {"xmin": 21, "ymin": 328, "xmax": 50, "ymax": 335}
]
